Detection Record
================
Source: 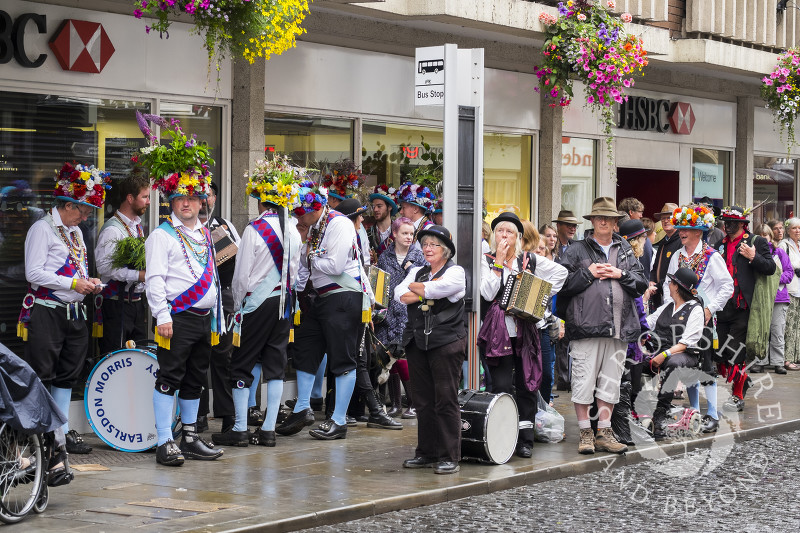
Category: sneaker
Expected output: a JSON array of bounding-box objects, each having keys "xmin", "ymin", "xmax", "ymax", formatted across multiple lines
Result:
[
  {"xmin": 594, "ymin": 427, "xmax": 628, "ymax": 454},
  {"xmin": 156, "ymin": 440, "xmax": 184, "ymax": 466},
  {"xmin": 723, "ymin": 396, "xmax": 744, "ymax": 412},
  {"xmin": 401, "ymin": 407, "xmax": 417, "ymax": 419},
  {"xmin": 578, "ymin": 428, "xmax": 595, "ymax": 455},
  {"xmin": 65, "ymin": 430, "xmax": 92, "ymax": 454}
]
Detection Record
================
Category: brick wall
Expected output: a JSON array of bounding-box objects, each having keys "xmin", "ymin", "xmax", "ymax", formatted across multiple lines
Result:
[{"xmin": 647, "ymin": 0, "xmax": 685, "ymax": 35}]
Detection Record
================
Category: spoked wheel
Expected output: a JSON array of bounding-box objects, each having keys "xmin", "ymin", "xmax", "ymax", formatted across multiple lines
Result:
[
  {"xmin": 688, "ymin": 412, "xmax": 703, "ymax": 436},
  {"xmin": 33, "ymin": 485, "xmax": 48, "ymax": 514},
  {"xmin": 0, "ymin": 424, "xmax": 44, "ymax": 523}
]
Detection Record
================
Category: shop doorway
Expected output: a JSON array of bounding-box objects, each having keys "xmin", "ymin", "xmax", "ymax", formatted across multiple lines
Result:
[{"xmin": 616, "ymin": 168, "xmax": 680, "ymax": 219}]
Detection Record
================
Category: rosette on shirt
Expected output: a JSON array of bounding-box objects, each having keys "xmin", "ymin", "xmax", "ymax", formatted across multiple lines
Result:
[
  {"xmin": 54, "ymin": 162, "xmax": 111, "ymax": 209},
  {"xmin": 670, "ymin": 204, "xmax": 715, "ymax": 232}
]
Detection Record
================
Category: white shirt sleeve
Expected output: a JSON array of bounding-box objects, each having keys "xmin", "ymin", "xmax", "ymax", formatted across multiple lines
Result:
[
  {"xmin": 679, "ymin": 305, "xmax": 705, "ymax": 347},
  {"xmin": 662, "ymin": 252, "xmax": 679, "ymax": 307},
  {"xmin": 145, "ymin": 229, "xmax": 172, "ymax": 326},
  {"xmin": 231, "ymin": 225, "xmax": 257, "ymax": 312},
  {"xmin": 311, "ymin": 217, "xmax": 357, "ymax": 276},
  {"xmin": 394, "ymin": 267, "xmax": 420, "ymax": 303},
  {"xmin": 702, "ymin": 253, "xmax": 733, "ymax": 314},
  {"xmin": 24, "ymin": 220, "xmax": 72, "ymax": 292},
  {"xmin": 423, "ymin": 265, "xmax": 466, "ymax": 302},
  {"xmin": 480, "ymin": 257, "xmax": 501, "ymax": 301},
  {"xmin": 534, "ymin": 254, "xmax": 568, "ymax": 295}
]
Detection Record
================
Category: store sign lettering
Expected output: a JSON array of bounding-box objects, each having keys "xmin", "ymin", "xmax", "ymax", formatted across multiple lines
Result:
[
  {"xmin": 0, "ymin": 11, "xmax": 47, "ymax": 68},
  {"xmin": 617, "ymin": 96, "xmax": 695, "ymax": 135}
]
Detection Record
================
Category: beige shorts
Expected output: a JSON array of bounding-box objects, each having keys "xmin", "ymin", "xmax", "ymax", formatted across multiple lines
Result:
[{"xmin": 569, "ymin": 337, "xmax": 627, "ymax": 405}]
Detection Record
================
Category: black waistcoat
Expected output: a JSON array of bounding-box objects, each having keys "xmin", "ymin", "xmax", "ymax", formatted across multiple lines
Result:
[
  {"xmin": 652, "ymin": 300, "xmax": 700, "ymax": 349},
  {"xmin": 403, "ymin": 261, "xmax": 467, "ymax": 351}
]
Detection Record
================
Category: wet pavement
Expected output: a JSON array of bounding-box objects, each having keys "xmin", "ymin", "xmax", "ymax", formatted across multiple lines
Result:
[{"xmin": 12, "ymin": 368, "xmax": 800, "ymax": 532}]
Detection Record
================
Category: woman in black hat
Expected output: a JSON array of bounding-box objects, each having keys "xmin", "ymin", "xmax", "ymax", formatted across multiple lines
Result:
[{"xmin": 395, "ymin": 225, "xmax": 466, "ymax": 475}]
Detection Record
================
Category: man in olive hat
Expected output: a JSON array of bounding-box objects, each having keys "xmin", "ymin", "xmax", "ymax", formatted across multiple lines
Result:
[{"xmin": 552, "ymin": 209, "xmax": 579, "ymax": 262}]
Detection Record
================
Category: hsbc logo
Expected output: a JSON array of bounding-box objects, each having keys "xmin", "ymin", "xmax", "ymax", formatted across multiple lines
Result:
[
  {"xmin": 618, "ymin": 96, "xmax": 696, "ymax": 135},
  {"xmin": 0, "ymin": 11, "xmax": 114, "ymax": 73}
]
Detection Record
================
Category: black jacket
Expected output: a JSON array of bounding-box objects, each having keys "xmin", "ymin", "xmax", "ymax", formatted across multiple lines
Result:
[{"xmin": 715, "ymin": 232, "xmax": 776, "ymax": 308}]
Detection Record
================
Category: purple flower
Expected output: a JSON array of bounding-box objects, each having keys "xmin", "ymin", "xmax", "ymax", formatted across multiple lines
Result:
[
  {"xmin": 134, "ymin": 9, "xmax": 143, "ymax": 18},
  {"xmin": 305, "ymin": 193, "xmax": 314, "ymax": 203},
  {"xmin": 145, "ymin": 25, "xmax": 151, "ymax": 33},
  {"xmin": 557, "ymin": 2, "xmax": 568, "ymax": 16}
]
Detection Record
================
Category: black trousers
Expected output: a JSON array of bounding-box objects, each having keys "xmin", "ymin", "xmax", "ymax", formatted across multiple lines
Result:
[
  {"xmin": 229, "ymin": 296, "xmax": 289, "ymax": 387},
  {"xmin": 656, "ymin": 352, "xmax": 699, "ymax": 412},
  {"xmin": 98, "ymin": 297, "xmax": 147, "ymax": 355},
  {"xmin": 406, "ymin": 337, "xmax": 467, "ymax": 463},
  {"xmin": 716, "ymin": 301, "xmax": 750, "ymax": 366},
  {"xmin": 23, "ymin": 303, "xmax": 88, "ymax": 389},
  {"xmin": 155, "ymin": 311, "xmax": 211, "ymax": 400},
  {"xmin": 291, "ymin": 291, "xmax": 361, "ymax": 376},
  {"xmin": 200, "ymin": 289, "xmax": 235, "ymax": 417},
  {"xmin": 485, "ymin": 339, "xmax": 536, "ymax": 447},
  {"xmin": 554, "ymin": 335, "xmax": 571, "ymax": 391}
]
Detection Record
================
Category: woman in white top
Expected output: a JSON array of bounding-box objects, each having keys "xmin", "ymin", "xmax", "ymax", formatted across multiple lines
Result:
[{"xmin": 781, "ymin": 217, "xmax": 800, "ymax": 369}]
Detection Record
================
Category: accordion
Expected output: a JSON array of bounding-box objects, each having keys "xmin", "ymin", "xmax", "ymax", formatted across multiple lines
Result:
[
  {"xmin": 499, "ymin": 270, "xmax": 553, "ymax": 322},
  {"xmin": 211, "ymin": 226, "xmax": 238, "ymax": 266},
  {"xmin": 369, "ymin": 266, "xmax": 391, "ymax": 309}
]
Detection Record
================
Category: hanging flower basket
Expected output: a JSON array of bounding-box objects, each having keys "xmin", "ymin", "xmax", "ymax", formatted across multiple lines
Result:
[
  {"xmin": 534, "ymin": 0, "xmax": 648, "ymax": 165},
  {"xmin": 761, "ymin": 48, "xmax": 800, "ymax": 154},
  {"xmin": 133, "ymin": 0, "xmax": 311, "ymax": 65}
]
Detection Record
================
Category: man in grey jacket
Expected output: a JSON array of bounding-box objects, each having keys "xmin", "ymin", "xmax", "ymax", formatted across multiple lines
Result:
[{"xmin": 559, "ymin": 197, "xmax": 648, "ymax": 455}]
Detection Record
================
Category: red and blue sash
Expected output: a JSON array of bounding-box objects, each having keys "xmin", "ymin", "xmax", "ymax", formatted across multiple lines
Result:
[
  {"xmin": 161, "ymin": 222, "xmax": 216, "ymax": 314},
  {"xmin": 17, "ymin": 257, "xmax": 75, "ymax": 340},
  {"xmin": 251, "ymin": 214, "xmax": 284, "ymax": 276}
]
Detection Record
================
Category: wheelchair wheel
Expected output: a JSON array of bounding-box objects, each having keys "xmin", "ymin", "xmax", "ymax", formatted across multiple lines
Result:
[
  {"xmin": 33, "ymin": 485, "xmax": 48, "ymax": 514},
  {"xmin": 688, "ymin": 412, "xmax": 703, "ymax": 435},
  {"xmin": 0, "ymin": 424, "xmax": 44, "ymax": 523}
]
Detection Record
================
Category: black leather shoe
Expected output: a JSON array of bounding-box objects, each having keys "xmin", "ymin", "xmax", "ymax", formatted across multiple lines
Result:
[
  {"xmin": 346, "ymin": 415, "xmax": 358, "ymax": 427},
  {"xmin": 775, "ymin": 365, "xmax": 788, "ymax": 375},
  {"xmin": 516, "ymin": 444, "xmax": 532, "ymax": 458},
  {"xmin": 701, "ymin": 415, "xmax": 719, "ymax": 433},
  {"xmin": 309, "ymin": 419, "xmax": 347, "ymax": 440},
  {"xmin": 180, "ymin": 425, "xmax": 223, "ymax": 460},
  {"xmin": 749, "ymin": 364, "xmax": 764, "ymax": 374},
  {"xmin": 156, "ymin": 440, "xmax": 185, "ymax": 466},
  {"xmin": 402, "ymin": 456, "xmax": 437, "ymax": 469},
  {"xmin": 248, "ymin": 406, "xmax": 265, "ymax": 426},
  {"xmin": 310, "ymin": 397, "xmax": 324, "ymax": 412},
  {"xmin": 252, "ymin": 429, "xmax": 276, "ymax": 447},
  {"xmin": 285, "ymin": 398, "xmax": 297, "ymax": 410},
  {"xmin": 433, "ymin": 461, "xmax": 460, "ymax": 475},
  {"xmin": 65, "ymin": 430, "xmax": 92, "ymax": 454},
  {"xmin": 211, "ymin": 429, "xmax": 249, "ymax": 447},
  {"xmin": 195, "ymin": 415, "xmax": 209, "ymax": 433},
  {"xmin": 275, "ymin": 408, "xmax": 315, "ymax": 436},
  {"xmin": 367, "ymin": 412, "xmax": 403, "ymax": 430},
  {"xmin": 386, "ymin": 406, "xmax": 403, "ymax": 418}
]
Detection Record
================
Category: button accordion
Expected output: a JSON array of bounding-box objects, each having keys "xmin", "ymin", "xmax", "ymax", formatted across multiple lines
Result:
[
  {"xmin": 369, "ymin": 266, "xmax": 391, "ymax": 309},
  {"xmin": 211, "ymin": 226, "xmax": 238, "ymax": 266},
  {"xmin": 499, "ymin": 271, "xmax": 553, "ymax": 322}
]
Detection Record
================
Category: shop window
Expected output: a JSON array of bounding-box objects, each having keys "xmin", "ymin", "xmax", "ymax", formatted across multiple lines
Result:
[
  {"xmin": 561, "ymin": 137, "xmax": 596, "ymax": 237},
  {"xmin": 692, "ymin": 148, "xmax": 731, "ymax": 210},
  {"xmin": 753, "ymin": 155, "xmax": 796, "ymax": 226},
  {"xmin": 264, "ymin": 113, "xmax": 353, "ymax": 168},
  {"xmin": 484, "ymin": 134, "xmax": 533, "ymax": 221}
]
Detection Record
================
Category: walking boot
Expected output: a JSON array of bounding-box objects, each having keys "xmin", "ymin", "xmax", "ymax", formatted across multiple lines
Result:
[
  {"xmin": 366, "ymin": 390, "xmax": 403, "ymax": 430},
  {"xmin": 578, "ymin": 428, "xmax": 595, "ymax": 455},
  {"xmin": 595, "ymin": 427, "xmax": 628, "ymax": 454},
  {"xmin": 180, "ymin": 424, "xmax": 223, "ymax": 460},
  {"xmin": 386, "ymin": 374, "xmax": 403, "ymax": 418}
]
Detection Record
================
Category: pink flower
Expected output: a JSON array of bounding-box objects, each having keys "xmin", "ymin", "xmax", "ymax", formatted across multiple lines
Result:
[
  {"xmin": 587, "ymin": 95, "xmax": 595, "ymax": 104},
  {"xmin": 621, "ymin": 13, "xmax": 632, "ymax": 23},
  {"xmin": 134, "ymin": 8, "xmax": 143, "ymax": 18},
  {"xmin": 607, "ymin": 0, "xmax": 616, "ymax": 8},
  {"xmin": 577, "ymin": 13, "xmax": 587, "ymax": 21}
]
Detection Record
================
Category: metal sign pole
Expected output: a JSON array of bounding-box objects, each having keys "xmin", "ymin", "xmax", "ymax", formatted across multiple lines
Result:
[{"xmin": 442, "ymin": 43, "xmax": 459, "ymax": 238}]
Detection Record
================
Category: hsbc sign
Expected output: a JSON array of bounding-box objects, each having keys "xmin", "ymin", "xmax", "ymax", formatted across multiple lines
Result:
[
  {"xmin": 0, "ymin": 10, "xmax": 114, "ymax": 73},
  {"xmin": 617, "ymin": 96, "xmax": 696, "ymax": 135}
]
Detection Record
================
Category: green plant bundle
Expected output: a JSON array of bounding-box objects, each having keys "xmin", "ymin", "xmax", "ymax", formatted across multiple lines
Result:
[{"xmin": 111, "ymin": 237, "xmax": 146, "ymax": 271}]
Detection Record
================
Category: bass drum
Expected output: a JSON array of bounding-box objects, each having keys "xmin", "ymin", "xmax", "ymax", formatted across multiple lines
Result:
[
  {"xmin": 459, "ymin": 390, "xmax": 519, "ymax": 465},
  {"xmin": 84, "ymin": 348, "xmax": 177, "ymax": 452}
]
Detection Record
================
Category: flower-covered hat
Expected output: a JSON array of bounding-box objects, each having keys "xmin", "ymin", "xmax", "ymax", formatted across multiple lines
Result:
[
  {"xmin": 321, "ymin": 160, "xmax": 362, "ymax": 201},
  {"xmin": 432, "ymin": 198, "xmax": 443, "ymax": 214},
  {"xmin": 54, "ymin": 162, "xmax": 111, "ymax": 208},
  {"xmin": 293, "ymin": 180, "xmax": 328, "ymax": 217},
  {"xmin": 396, "ymin": 181, "xmax": 437, "ymax": 212},
  {"xmin": 670, "ymin": 204, "xmax": 715, "ymax": 232},
  {"xmin": 134, "ymin": 111, "xmax": 214, "ymax": 200},
  {"xmin": 368, "ymin": 184, "xmax": 398, "ymax": 216},
  {"xmin": 719, "ymin": 205, "xmax": 750, "ymax": 223},
  {"xmin": 245, "ymin": 154, "xmax": 306, "ymax": 209}
]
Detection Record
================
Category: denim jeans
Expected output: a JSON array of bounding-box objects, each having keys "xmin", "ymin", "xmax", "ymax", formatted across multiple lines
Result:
[{"xmin": 538, "ymin": 329, "xmax": 556, "ymax": 403}]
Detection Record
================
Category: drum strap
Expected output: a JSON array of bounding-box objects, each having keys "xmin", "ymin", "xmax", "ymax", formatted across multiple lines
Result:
[{"xmin": 458, "ymin": 389, "xmax": 476, "ymax": 408}]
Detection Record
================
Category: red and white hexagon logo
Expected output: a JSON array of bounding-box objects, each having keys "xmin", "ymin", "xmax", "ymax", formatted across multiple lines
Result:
[
  {"xmin": 668, "ymin": 102, "xmax": 695, "ymax": 135},
  {"xmin": 48, "ymin": 19, "xmax": 115, "ymax": 74}
]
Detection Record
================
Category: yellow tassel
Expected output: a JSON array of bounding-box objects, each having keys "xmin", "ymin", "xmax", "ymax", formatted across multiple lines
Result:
[
  {"xmin": 211, "ymin": 332, "xmax": 220, "ymax": 346},
  {"xmin": 16, "ymin": 322, "xmax": 27, "ymax": 342},
  {"xmin": 289, "ymin": 328, "xmax": 294, "ymax": 343},
  {"xmin": 154, "ymin": 328, "xmax": 171, "ymax": 351},
  {"xmin": 294, "ymin": 310, "xmax": 301, "ymax": 326},
  {"xmin": 713, "ymin": 338, "xmax": 719, "ymax": 350},
  {"xmin": 232, "ymin": 332, "xmax": 241, "ymax": 348},
  {"xmin": 92, "ymin": 323, "xmax": 103, "ymax": 338},
  {"xmin": 362, "ymin": 308, "xmax": 371, "ymax": 324}
]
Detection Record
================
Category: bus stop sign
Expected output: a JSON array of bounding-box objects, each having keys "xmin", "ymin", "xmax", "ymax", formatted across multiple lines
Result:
[{"xmin": 415, "ymin": 46, "xmax": 444, "ymax": 106}]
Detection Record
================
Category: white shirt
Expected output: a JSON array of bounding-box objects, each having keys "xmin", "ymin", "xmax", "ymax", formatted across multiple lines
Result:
[
  {"xmin": 480, "ymin": 253, "xmax": 567, "ymax": 337},
  {"xmin": 145, "ymin": 213, "xmax": 219, "ymax": 326},
  {"xmin": 395, "ymin": 263, "xmax": 467, "ymax": 303},
  {"xmin": 24, "ymin": 207, "xmax": 86, "ymax": 304},
  {"xmin": 297, "ymin": 213, "xmax": 362, "ymax": 291},
  {"xmin": 95, "ymin": 210, "xmax": 144, "ymax": 293},
  {"xmin": 357, "ymin": 225, "xmax": 371, "ymax": 267},
  {"xmin": 781, "ymin": 239, "xmax": 800, "ymax": 297},
  {"xmin": 232, "ymin": 212, "xmax": 301, "ymax": 312},
  {"xmin": 647, "ymin": 301, "xmax": 705, "ymax": 349},
  {"xmin": 663, "ymin": 242, "xmax": 733, "ymax": 314}
]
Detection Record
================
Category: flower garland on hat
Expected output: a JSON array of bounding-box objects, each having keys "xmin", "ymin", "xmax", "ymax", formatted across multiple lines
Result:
[
  {"xmin": 54, "ymin": 162, "xmax": 111, "ymax": 208},
  {"xmin": 321, "ymin": 160, "xmax": 362, "ymax": 200},
  {"xmin": 293, "ymin": 180, "xmax": 328, "ymax": 217},
  {"xmin": 670, "ymin": 204, "xmax": 715, "ymax": 231},
  {"xmin": 245, "ymin": 154, "xmax": 306, "ymax": 208},
  {"xmin": 133, "ymin": 111, "xmax": 214, "ymax": 200},
  {"xmin": 396, "ymin": 181, "xmax": 437, "ymax": 212}
]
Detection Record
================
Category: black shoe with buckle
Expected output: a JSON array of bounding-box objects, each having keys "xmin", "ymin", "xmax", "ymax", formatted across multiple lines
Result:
[
  {"xmin": 275, "ymin": 408, "xmax": 315, "ymax": 436},
  {"xmin": 402, "ymin": 456, "xmax": 437, "ymax": 469},
  {"xmin": 65, "ymin": 430, "xmax": 92, "ymax": 454},
  {"xmin": 251, "ymin": 429, "xmax": 277, "ymax": 447},
  {"xmin": 723, "ymin": 396, "xmax": 744, "ymax": 412},
  {"xmin": 211, "ymin": 429, "xmax": 249, "ymax": 447},
  {"xmin": 309, "ymin": 419, "xmax": 347, "ymax": 440},
  {"xmin": 180, "ymin": 425, "xmax": 223, "ymax": 460},
  {"xmin": 156, "ymin": 440, "xmax": 185, "ymax": 466},
  {"xmin": 433, "ymin": 461, "xmax": 460, "ymax": 475},
  {"xmin": 248, "ymin": 406, "xmax": 265, "ymax": 427},
  {"xmin": 701, "ymin": 415, "xmax": 719, "ymax": 433}
]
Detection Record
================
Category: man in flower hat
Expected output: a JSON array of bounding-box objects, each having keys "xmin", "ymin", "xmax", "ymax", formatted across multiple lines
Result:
[
  {"xmin": 714, "ymin": 205, "xmax": 775, "ymax": 412},
  {"xmin": 367, "ymin": 184, "xmax": 398, "ymax": 260},
  {"xmin": 661, "ymin": 204, "xmax": 732, "ymax": 433},
  {"xmin": 211, "ymin": 157, "xmax": 303, "ymax": 448},
  {"xmin": 20, "ymin": 161, "xmax": 111, "ymax": 455},
  {"xmin": 321, "ymin": 159, "xmax": 361, "ymax": 209},
  {"xmin": 138, "ymin": 112, "xmax": 224, "ymax": 466},
  {"xmin": 396, "ymin": 181, "xmax": 436, "ymax": 246},
  {"xmin": 276, "ymin": 181, "xmax": 373, "ymax": 440}
]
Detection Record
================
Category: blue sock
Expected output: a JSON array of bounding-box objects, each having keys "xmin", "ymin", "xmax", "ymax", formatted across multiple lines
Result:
[
  {"xmin": 686, "ymin": 382, "xmax": 700, "ymax": 411},
  {"xmin": 50, "ymin": 386, "xmax": 72, "ymax": 433},
  {"xmin": 178, "ymin": 398, "xmax": 200, "ymax": 426},
  {"xmin": 153, "ymin": 390, "xmax": 175, "ymax": 446},
  {"xmin": 248, "ymin": 364, "xmax": 262, "ymax": 408},
  {"xmin": 312, "ymin": 355, "xmax": 327, "ymax": 399},
  {"xmin": 262, "ymin": 379, "xmax": 284, "ymax": 432},
  {"xmin": 294, "ymin": 370, "xmax": 315, "ymax": 412},
  {"xmin": 232, "ymin": 387, "xmax": 249, "ymax": 432},
  {"xmin": 331, "ymin": 371, "xmax": 356, "ymax": 426},
  {"xmin": 705, "ymin": 382, "xmax": 719, "ymax": 420}
]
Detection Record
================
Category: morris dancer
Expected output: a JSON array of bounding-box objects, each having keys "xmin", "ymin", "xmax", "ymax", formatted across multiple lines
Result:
[
  {"xmin": 94, "ymin": 172, "xmax": 150, "ymax": 354},
  {"xmin": 367, "ymin": 184, "xmax": 398, "ymax": 261},
  {"xmin": 395, "ymin": 181, "xmax": 436, "ymax": 245},
  {"xmin": 212, "ymin": 159, "xmax": 302, "ymax": 447},
  {"xmin": 19, "ymin": 162, "xmax": 111, "ymax": 455},
  {"xmin": 276, "ymin": 182, "xmax": 372, "ymax": 440}
]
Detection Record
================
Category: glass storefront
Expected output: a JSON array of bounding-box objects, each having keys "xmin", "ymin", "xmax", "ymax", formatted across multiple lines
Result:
[
  {"xmin": 692, "ymin": 148, "xmax": 731, "ymax": 209},
  {"xmin": 561, "ymin": 137, "xmax": 596, "ymax": 237},
  {"xmin": 484, "ymin": 134, "xmax": 533, "ymax": 221},
  {"xmin": 265, "ymin": 113, "xmax": 353, "ymax": 168},
  {"xmin": 753, "ymin": 155, "xmax": 796, "ymax": 226}
]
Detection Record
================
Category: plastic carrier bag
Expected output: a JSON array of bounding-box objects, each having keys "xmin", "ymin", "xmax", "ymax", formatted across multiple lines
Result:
[{"xmin": 534, "ymin": 392, "xmax": 565, "ymax": 443}]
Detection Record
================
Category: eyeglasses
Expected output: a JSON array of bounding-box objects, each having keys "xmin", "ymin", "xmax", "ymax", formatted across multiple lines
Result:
[{"xmin": 421, "ymin": 243, "xmax": 443, "ymax": 249}]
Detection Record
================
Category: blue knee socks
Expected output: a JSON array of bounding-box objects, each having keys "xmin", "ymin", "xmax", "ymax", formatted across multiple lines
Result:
[
  {"xmin": 294, "ymin": 370, "xmax": 315, "ymax": 412},
  {"xmin": 687, "ymin": 383, "xmax": 700, "ymax": 411},
  {"xmin": 153, "ymin": 390, "xmax": 175, "ymax": 446},
  {"xmin": 248, "ymin": 364, "xmax": 262, "ymax": 409},
  {"xmin": 50, "ymin": 386, "xmax": 71, "ymax": 433},
  {"xmin": 705, "ymin": 382, "xmax": 719, "ymax": 420},
  {"xmin": 232, "ymin": 387, "xmax": 249, "ymax": 432},
  {"xmin": 312, "ymin": 355, "xmax": 327, "ymax": 399},
  {"xmin": 262, "ymin": 379, "xmax": 284, "ymax": 432},
  {"xmin": 178, "ymin": 398, "xmax": 199, "ymax": 426},
  {"xmin": 331, "ymin": 371, "xmax": 356, "ymax": 426}
]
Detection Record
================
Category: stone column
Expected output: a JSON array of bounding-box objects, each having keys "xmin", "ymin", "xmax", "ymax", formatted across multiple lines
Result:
[
  {"xmin": 538, "ymin": 102, "xmax": 563, "ymax": 226},
  {"xmin": 735, "ymin": 96, "xmax": 755, "ymax": 209},
  {"xmin": 230, "ymin": 57, "xmax": 266, "ymax": 231}
]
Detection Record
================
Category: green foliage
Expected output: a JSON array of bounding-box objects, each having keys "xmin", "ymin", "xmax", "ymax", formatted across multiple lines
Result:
[{"xmin": 111, "ymin": 237, "xmax": 146, "ymax": 271}]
